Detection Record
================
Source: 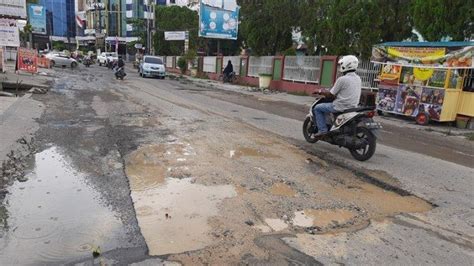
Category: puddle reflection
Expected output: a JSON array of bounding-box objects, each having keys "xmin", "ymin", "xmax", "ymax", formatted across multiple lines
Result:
[{"xmin": 0, "ymin": 147, "xmax": 128, "ymax": 265}]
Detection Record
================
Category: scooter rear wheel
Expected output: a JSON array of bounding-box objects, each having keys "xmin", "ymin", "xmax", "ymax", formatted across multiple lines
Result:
[
  {"xmin": 303, "ymin": 117, "xmax": 319, "ymax": 143},
  {"xmin": 349, "ymin": 127, "xmax": 376, "ymax": 161}
]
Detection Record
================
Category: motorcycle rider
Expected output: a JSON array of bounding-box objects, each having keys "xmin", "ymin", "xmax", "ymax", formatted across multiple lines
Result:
[
  {"xmin": 223, "ymin": 60, "xmax": 234, "ymax": 82},
  {"xmin": 117, "ymin": 55, "xmax": 125, "ymax": 69},
  {"xmin": 312, "ymin": 55, "xmax": 361, "ymax": 137}
]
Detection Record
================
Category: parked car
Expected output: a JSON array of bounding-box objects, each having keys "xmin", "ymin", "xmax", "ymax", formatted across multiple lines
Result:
[
  {"xmin": 139, "ymin": 56, "xmax": 166, "ymax": 79},
  {"xmin": 97, "ymin": 52, "xmax": 118, "ymax": 66},
  {"xmin": 44, "ymin": 53, "xmax": 78, "ymax": 68}
]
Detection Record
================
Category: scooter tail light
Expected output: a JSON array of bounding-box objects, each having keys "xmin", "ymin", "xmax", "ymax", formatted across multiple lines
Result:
[{"xmin": 367, "ymin": 111, "xmax": 375, "ymax": 118}]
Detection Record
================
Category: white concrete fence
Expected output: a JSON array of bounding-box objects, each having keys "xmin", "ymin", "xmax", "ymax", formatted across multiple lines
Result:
[
  {"xmin": 203, "ymin": 56, "xmax": 217, "ymax": 73},
  {"xmin": 283, "ymin": 56, "xmax": 321, "ymax": 84},
  {"xmin": 248, "ymin": 56, "xmax": 273, "ymax": 77},
  {"xmin": 356, "ymin": 60, "xmax": 381, "ymax": 90},
  {"xmin": 162, "ymin": 55, "xmax": 379, "ymax": 89}
]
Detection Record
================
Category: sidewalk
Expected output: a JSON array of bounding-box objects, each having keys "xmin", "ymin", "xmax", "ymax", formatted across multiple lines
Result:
[
  {"xmin": 180, "ymin": 74, "xmax": 316, "ymax": 106},
  {"xmin": 179, "ymin": 74, "xmax": 473, "ymax": 137},
  {"xmin": 1, "ymin": 62, "xmax": 54, "ymax": 90}
]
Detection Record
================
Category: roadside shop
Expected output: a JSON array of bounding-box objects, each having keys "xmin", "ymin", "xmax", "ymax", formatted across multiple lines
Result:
[{"xmin": 371, "ymin": 42, "xmax": 474, "ymax": 127}]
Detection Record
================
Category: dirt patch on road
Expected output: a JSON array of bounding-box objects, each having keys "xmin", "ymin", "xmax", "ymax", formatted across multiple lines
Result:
[
  {"xmin": 123, "ymin": 115, "xmax": 433, "ymax": 264},
  {"xmin": 270, "ymin": 182, "xmax": 297, "ymax": 197}
]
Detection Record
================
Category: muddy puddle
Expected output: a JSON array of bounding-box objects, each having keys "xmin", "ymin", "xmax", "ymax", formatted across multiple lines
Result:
[
  {"xmin": 332, "ymin": 183, "xmax": 433, "ymax": 218},
  {"xmin": 229, "ymin": 147, "xmax": 280, "ymax": 159},
  {"xmin": 293, "ymin": 209, "xmax": 357, "ymax": 228},
  {"xmin": 126, "ymin": 144, "xmax": 236, "ymax": 256},
  {"xmin": 0, "ymin": 147, "xmax": 129, "ymax": 265}
]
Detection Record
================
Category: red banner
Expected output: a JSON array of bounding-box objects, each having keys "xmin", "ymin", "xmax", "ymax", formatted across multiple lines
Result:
[
  {"xmin": 37, "ymin": 56, "xmax": 50, "ymax": 68},
  {"xmin": 17, "ymin": 47, "xmax": 38, "ymax": 73}
]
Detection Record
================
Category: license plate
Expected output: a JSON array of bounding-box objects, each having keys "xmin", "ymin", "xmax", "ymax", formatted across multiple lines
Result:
[{"xmin": 366, "ymin": 122, "xmax": 382, "ymax": 129}]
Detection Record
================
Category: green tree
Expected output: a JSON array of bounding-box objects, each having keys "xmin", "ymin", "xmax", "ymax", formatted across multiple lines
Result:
[
  {"xmin": 411, "ymin": 0, "xmax": 474, "ymax": 41},
  {"xmin": 300, "ymin": 0, "xmax": 413, "ymax": 59},
  {"xmin": 238, "ymin": 0, "xmax": 300, "ymax": 55},
  {"xmin": 153, "ymin": 6, "xmax": 200, "ymax": 55},
  {"xmin": 127, "ymin": 18, "xmax": 147, "ymax": 45},
  {"xmin": 52, "ymin": 41, "xmax": 66, "ymax": 51}
]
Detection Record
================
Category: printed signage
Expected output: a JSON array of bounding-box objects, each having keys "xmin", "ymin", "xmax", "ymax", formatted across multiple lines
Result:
[
  {"xmin": 28, "ymin": 4, "xmax": 47, "ymax": 34},
  {"xmin": 199, "ymin": 0, "xmax": 240, "ymax": 40},
  {"xmin": 0, "ymin": 19, "xmax": 20, "ymax": 47},
  {"xmin": 17, "ymin": 47, "xmax": 38, "ymax": 73},
  {"xmin": 0, "ymin": 0, "xmax": 27, "ymax": 18},
  {"xmin": 164, "ymin": 31, "xmax": 187, "ymax": 41},
  {"xmin": 372, "ymin": 44, "xmax": 474, "ymax": 68}
]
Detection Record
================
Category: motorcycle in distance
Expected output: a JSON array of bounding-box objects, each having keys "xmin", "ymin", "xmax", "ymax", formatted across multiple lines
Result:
[
  {"xmin": 83, "ymin": 56, "xmax": 92, "ymax": 67},
  {"xmin": 223, "ymin": 72, "xmax": 237, "ymax": 83},
  {"xmin": 114, "ymin": 65, "xmax": 126, "ymax": 80},
  {"xmin": 302, "ymin": 94, "xmax": 382, "ymax": 161}
]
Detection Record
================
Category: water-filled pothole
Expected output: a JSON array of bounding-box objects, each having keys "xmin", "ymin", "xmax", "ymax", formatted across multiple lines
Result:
[
  {"xmin": 0, "ymin": 147, "xmax": 129, "ymax": 265},
  {"xmin": 125, "ymin": 144, "xmax": 236, "ymax": 256}
]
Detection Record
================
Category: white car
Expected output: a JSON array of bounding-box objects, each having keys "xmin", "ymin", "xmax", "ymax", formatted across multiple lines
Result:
[
  {"xmin": 44, "ymin": 53, "xmax": 78, "ymax": 68},
  {"xmin": 97, "ymin": 52, "xmax": 118, "ymax": 66},
  {"xmin": 139, "ymin": 56, "xmax": 166, "ymax": 79}
]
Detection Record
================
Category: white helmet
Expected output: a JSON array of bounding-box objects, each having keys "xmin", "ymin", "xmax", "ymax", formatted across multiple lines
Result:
[{"xmin": 338, "ymin": 55, "xmax": 359, "ymax": 73}]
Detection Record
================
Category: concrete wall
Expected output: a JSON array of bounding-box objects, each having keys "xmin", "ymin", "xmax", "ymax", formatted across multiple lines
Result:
[{"xmin": 163, "ymin": 55, "xmax": 385, "ymax": 95}]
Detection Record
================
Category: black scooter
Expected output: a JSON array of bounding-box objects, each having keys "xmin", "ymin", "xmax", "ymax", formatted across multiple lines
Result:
[
  {"xmin": 302, "ymin": 97, "xmax": 381, "ymax": 161},
  {"xmin": 114, "ymin": 66, "xmax": 126, "ymax": 80}
]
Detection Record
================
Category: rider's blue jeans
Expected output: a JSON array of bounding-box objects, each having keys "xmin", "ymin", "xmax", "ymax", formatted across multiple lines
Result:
[{"xmin": 313, "ymin": 103, "xmax": 336, "ymax": 133}]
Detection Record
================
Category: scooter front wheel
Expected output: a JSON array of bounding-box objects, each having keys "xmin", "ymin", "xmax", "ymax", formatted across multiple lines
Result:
[{"xmin": 303, "ymin": 117, "xmax": 319, "ymax": 143}]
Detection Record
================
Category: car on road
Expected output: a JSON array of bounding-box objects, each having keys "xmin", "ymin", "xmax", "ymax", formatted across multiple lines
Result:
[
  {"xmin": 97, "ymin": 52, "xmax": 118, "ymax": 66},
  {"xmin": 44, "ymin": 53, "xmax": 78, "ymax": 68},
  {"xmin": 139, "ymin": 56, "xmax": 166, "ymax": 79}
]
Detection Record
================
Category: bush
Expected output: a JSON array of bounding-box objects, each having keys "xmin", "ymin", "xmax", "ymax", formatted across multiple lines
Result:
[
  {"xmin": 184, "ymin": 49, "xmax": 197, "ymax": 67},
  {"xmin": 52, "ymin": 41, "xmax": 66, "ymax": 51},
  {"xmin": 177, "ymin": 57, "xmax": 187, "ymax": 74}
]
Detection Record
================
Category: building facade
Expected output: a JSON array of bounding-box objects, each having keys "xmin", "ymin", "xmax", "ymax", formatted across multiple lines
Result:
[{"xmin": 39, "ymin": 0, "xmax": 76, "ymax": 40}]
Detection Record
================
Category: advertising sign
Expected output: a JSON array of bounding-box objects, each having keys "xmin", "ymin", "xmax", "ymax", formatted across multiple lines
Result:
[
  {"xmin": 372, "ymin": 45, "xmax": 474, "ymax": 68},
  {"xmin": 0, "ymin": 19, "xmax": 20, "ymax": 47},
  {"xmin": 37, "ymin": 55, "xmax": 50, "ymax": 68},
  {"xmin": 76, "ymin": 11, "xmax": 86, "ymax": 29},
  {"xmin": 0, "ymin": 0, "xmax": 27, "ymax": 18},
  {"xmin": 199, "ymin": 1, "xmax": 240, "ymax": 40},
  {"xmin": 17, "ymin": 47, "xmax": 37, "ymax": 73},
  {"xmin": 28, "ymin": 4, "xmax": 46, "ymax": 34},
  {"xmin": 377, "ymin": 84, "xmax": 444, "ymax": 121},
  {"xmin": 164, "ymin": 31, "xmax": 187, "ymax": 41}
]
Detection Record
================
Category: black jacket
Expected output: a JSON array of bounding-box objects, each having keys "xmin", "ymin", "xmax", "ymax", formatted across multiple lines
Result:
[
  {"xmin": 223, "ymin": 63, "xmax": 233, "ymax": 74},
  {"xmin": 117, "ymin": 59, "xmax": 125, "ymax": 67}
]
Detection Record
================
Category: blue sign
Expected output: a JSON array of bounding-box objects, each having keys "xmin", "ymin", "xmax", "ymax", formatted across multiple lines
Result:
[
  {"xmin": 199, "ymin": 3, "xmax": 239, "ymax": 40},
  {"xmin": 28, "ymin": 4, "xmax": 46, "ymax": 35}
]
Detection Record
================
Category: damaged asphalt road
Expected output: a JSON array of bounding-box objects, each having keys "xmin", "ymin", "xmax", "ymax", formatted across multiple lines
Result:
[{"xmin": 0, "ymin": 66, "xmax": 473, "ymax": 265}]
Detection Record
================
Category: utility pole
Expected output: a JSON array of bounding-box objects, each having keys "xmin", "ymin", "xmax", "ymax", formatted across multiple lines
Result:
[{"xmin": 145, "ymin": 0, "xmax": 155, "ymax": 55}]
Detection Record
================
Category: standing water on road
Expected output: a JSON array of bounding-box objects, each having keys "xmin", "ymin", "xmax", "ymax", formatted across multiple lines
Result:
[
  {"xmin": 0, "ymin": 147, "xmax": 130, "ymax": 265},
  {"xmin": 126, "ymin": 143, "xmax": 237, "ymax": 256}
]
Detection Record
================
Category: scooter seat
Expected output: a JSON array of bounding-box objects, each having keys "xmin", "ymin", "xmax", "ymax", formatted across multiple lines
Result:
[{"xmin": 334, "ymin": 106, "xmax": 375, "ymax": 115}]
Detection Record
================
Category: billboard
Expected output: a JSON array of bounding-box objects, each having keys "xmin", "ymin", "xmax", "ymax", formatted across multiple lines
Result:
[
  {"xmin": 0, "ymin": 0, "xmax": 27, "ymax": 18},
  {"xmin": 28, "ymin": 4, "xmax": 46, "ymax": 34},
  {"xmin": 0, "ymin": 19, "xmax": 20, "ymax": 47},
  {"xmin": 164, "ymin": 31, "xmax": 187, "ymax": 41},
  {"xmin": 199, "ymin": 1, "xmax": 239, "ymax": 40},
  {"xmin": 371, "ymin": 44, "xmax": 474, "ymax": 69},
  {"xmin": 17, "ymin": 47, "xmax": 37, "ymax": 73}
]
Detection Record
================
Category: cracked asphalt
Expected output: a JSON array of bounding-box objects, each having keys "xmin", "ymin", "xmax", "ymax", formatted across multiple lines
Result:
[{"xmin": 0, "ymin": 65, "xmax": 472, "ymax": 265}]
